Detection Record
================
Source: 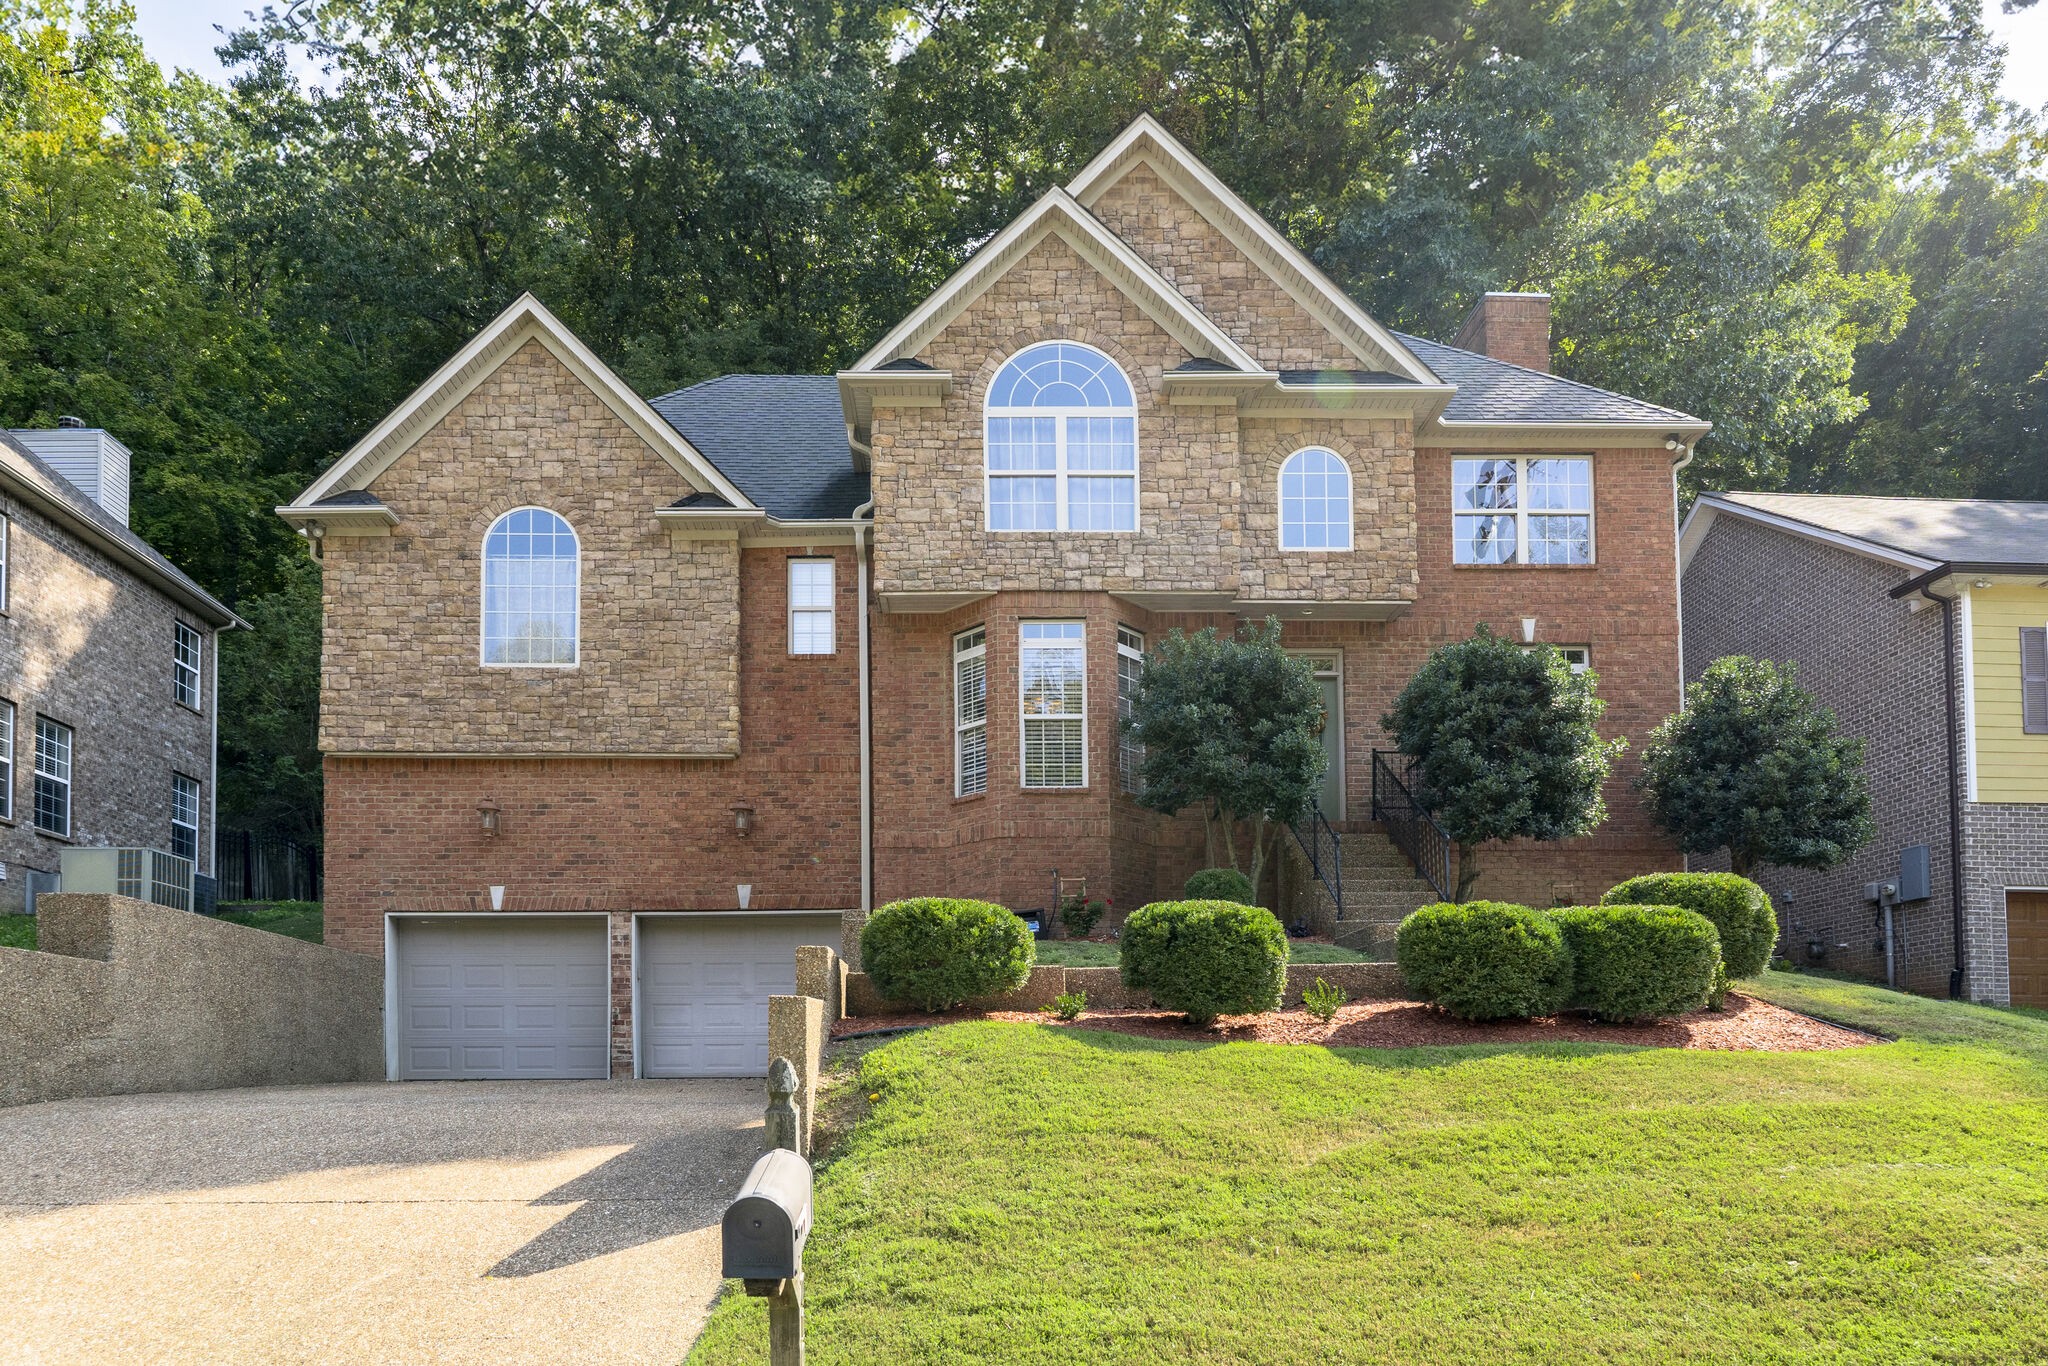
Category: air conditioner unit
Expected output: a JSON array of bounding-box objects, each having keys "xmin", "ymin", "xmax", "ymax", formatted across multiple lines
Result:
[{"xmin": 58, "ymin": 847, "xmax": 195, "ymax": 913}]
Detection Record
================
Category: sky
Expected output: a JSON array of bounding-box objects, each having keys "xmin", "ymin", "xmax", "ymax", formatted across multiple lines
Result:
[{"xmin": 128, "ymin": 0, "xmax": 2048, "ymax": 111}]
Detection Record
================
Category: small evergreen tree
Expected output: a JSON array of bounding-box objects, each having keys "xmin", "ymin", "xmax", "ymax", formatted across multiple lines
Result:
[
  {"xmin": 1637, "ymin": 656, "xmax": 1875, "ymax": 877},
  {"xmin": 1128, "ymin": 620, "xmax": 1326, "ymax": 893},
  {"xmin": 1383, "ymin": 628, "xmax": 1622, "ymax": 901}
]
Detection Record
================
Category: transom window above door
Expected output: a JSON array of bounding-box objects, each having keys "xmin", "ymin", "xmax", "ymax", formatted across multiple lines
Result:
[{"xmin": 985, "ymin": 342, "xmax": 1137, "ymax": 533}]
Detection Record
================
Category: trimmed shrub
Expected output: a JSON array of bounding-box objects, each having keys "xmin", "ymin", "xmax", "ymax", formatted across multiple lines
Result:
[
  {"xmin": 1395, "ymin": 901, "xmax": 1574, "ymax": 1021},
  {"xmin": 1060, "ymin": 895, "xmax": 1107, "ymax": 938},
  {"xmin": 1121, "ymin": 899, "xmax": 1288, "ymax": 1026},
  {"xmin": 1602, "ymin": 872, "xmax": 1779, "ymax": 979},
  {"xmin": 1183, "ymin": 867, "xmax": 1257, "ymax": 905},
  {"xmin": 1550, "ymin": 904, "xmax": 1720, "ymax": 1021},
  {"xmin": 860, "ymin": 898, "xmax": 1034, "ymax": 1011}
]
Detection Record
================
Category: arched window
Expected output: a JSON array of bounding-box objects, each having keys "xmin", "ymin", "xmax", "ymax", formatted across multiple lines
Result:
[
  {"xmin": 984, "ymin": 342, "xmax": 1137, "ymax": 532},
  {"xmin": 481, "ymin": 507, "xmax": 580, "ymax": 665},
  {"xmin": 1278, "ymin": 447, "xmax": 1354, "ymax": 551}
]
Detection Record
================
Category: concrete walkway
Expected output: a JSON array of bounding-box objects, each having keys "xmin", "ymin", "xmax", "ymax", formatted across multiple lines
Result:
[{"xmin": 0, "ymin": 1080, "xmax": 766, "ymax": 1364}]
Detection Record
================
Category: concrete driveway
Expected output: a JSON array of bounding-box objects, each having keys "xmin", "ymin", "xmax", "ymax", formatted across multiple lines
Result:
[{"xmin": 0, "ymin": 1080, "xmax": 768, "ymax": 1364}]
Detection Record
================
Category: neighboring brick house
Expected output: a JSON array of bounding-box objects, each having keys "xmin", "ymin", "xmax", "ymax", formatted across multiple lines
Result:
[
  {"xmin": 1681, "ymin": 491, "xmax": 2048, "ymax": 1004},
  {"xmin": 281, "ymin": 116, "xmax": 1708, "ymax": 1081},
  {"xmin": 0, "ymin": 426, "xmax": 240, "ymax": 916}
]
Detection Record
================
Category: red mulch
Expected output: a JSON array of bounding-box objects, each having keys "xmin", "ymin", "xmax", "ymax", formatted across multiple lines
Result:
[{"xmin": 832, "ymin": 992, "xmax": 1876, "ymax": 1053}]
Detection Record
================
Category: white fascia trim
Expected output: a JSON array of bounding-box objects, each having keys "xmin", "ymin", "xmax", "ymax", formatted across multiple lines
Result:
[
  {"xmin": 1959, "ymin": 588, "xmax": 1979, "ymax": 802},
  {"xmin": 848, "ymin": 189, "xmax": 1262, "ymax": 374},
  {"xmin": 1677, "ymin": 494, "xmax": 1941, "ymax": 577},
  {"xmin": 1066, "ymin": 116, "xmax": 1437, "ymax": 384},
  {"xmin": 292, "ymin": 293, "xmax": 755, "ymax": 511}
]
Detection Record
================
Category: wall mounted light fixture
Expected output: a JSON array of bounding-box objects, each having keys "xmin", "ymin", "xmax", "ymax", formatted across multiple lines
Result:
[
  {"xmin": 477, "ymin": 796, "xmax": 502, "ymax": 837},
  {"xmin": 730, "ymin": 803, "xmax": 756, "ymax": 838}
]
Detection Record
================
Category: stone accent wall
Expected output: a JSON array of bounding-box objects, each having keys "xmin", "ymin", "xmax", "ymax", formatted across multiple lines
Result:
[
  {"xmin": 0, "ymin": 493, "xmax": 215, "ymax": 912},
  {"xmin": 1960, "ymin": 803, "xmax": 2048, "ymax": 1006},
  {"xmin": 1087, "ymin": 162, "xmax": 1357, "ymax": 371},
  {"xmin": 319, "ymin": 339, "xmax": 739, "ymax": 756},
  {"xmin": 1237, "ymin": 415, "xmax": 1417, "ymax": 602},
  {"xmin": 1681, "ymin": 513, "xmax": 1959, "ymax": 996},
  {"xmin": 321, "ymin": 545, "xmax": 862, "ymax": 951}
]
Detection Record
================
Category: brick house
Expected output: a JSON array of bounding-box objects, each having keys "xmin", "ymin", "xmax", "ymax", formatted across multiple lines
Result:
[
  {"xmin": 1680, "ymin": 491, "xmax": 2048, "ymax": 1004},
  {"xmin": 281, "ymin": 117, "xmax": 1707, "ymax": 1081},
  {"xmin": 0, "ymin": 425, "xmax": 240, "ymax": 915}
]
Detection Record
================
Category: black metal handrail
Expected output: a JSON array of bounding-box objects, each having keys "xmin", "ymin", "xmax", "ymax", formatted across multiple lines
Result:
[
  {"xmin": 1289, "ymin": 805, "xmax": 1343, "ymax": 920},
  {"xmin": 1370, "ymin": 751, "xmax": 1454, "ymax": 903}
]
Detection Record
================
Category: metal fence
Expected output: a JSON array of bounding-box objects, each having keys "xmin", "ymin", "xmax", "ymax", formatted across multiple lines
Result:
[{"xmin": 215, "ymin": 829, "xmax": 322, "ymax": 904}]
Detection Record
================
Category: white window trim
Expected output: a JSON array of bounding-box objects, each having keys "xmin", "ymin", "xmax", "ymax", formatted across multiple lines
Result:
[
  {"xmin": 173, "ymin": 621, "xmax": 203, "ymax": 710},
  {"xmin": 787, "ymin": 558, "xmax": 837, "ymax": 656},
  {"xmin": 1452, "ymin": 455, "xmax": 1597, "ymax": 566},
  {"xmin": 0, "ymin": 698, "xmax": 13, "ymax": 823},
  {"xmin": 1020, "ymin": 621, "xmax": 1088, "ymax": 790},
  {"xmin": 33, "ymin": 715, "xmax": 70, "ymax": 839},
  {"xmin": 1117, "ymin": 625, "xmax": 1145, "ymax": 794},
  {"xmin": 479, "ymin": 506, "xmax": 582, "ymax": 669},
  {"xmin": 1277, "ymin": 447, "xmax": 1355, "ymax": 552},
  {"xmin": 954, "ymin": 626, "xmax": 988, "ymax": 797},
  {"xmin": 983, "ymin": 343, "xmax": 1141, "ymax": 534},
  {"xmin": 0, "ymin": 512, "xmax": 10, "ymax": 613},
  {"xmin": 170, "ymin": 771, "xmax": 200, "ymax": 861}
]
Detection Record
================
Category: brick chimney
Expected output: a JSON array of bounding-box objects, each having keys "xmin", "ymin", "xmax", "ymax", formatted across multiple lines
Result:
[{"xmin": 1451, "ymin": 292, "xmax": 1553, "ymax": 373}]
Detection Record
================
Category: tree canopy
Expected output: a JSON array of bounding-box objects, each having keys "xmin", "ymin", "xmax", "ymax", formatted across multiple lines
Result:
[{"xmin": 3, "ymin": 0, "xmax": 2045, "ymax": 839}]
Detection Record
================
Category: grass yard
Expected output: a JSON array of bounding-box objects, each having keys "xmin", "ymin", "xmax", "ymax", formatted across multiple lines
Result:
[
  {"xmin": 688, "ymin": 970, "xmax": 2048, "ymax": 1364},
  {"xmin": 0, "ymin": 915, "xmax": 33, "ymax": 950},
  {"xmin": 1035, "ymin": 938, "xmax": 1371, "ymax": 968},
  {"xmin": 215, "ymin": 901, "xmax": 324, "ymax": 943}
]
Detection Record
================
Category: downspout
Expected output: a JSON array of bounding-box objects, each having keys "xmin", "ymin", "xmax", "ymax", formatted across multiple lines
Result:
[
  {"xmin": 209, "ymin": 630, "xmax": 220, "ymax": 881},
  {"xmin": 853, "ymin": 499, "xmax": 875, "ymax": 922},
  {"xmin": 1925, "ymin": 583, "xmax": 1968, "ymax": 998}
]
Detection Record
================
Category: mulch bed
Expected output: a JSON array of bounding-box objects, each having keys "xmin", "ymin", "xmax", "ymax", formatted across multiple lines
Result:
[{"xmin": 833, "ymin": 992, "xmax": 1876, "ymax": 1053}]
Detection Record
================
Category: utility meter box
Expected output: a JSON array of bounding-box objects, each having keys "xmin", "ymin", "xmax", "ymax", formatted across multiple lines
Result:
[{"xmin": 1898, "ymin": 845, "xmax": 1932, "ymax": 904}]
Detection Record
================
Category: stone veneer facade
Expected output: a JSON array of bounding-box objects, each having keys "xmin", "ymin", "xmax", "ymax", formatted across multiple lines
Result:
[{"xmin": 0, "ymin": 487, "xmax": 218, "ymax": 913}]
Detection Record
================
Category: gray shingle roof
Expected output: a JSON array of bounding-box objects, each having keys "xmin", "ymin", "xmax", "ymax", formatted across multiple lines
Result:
[
  {"xmin": 647, "ymin": 375, "xmax": 870, "ymax": 521},
  {"xmin": 0, "ymin": 432, "xmax": 239, "ymax": 627},
  {"xmin": 1277, "ymin": 369, "xmax": 1409, "ymax": 386},
  {"xmin": 1396, "ymin": 334, "xmax": 1700, "ymax": 426},
  {"xmin": 1715, "ymin": 492, "xmax": 2048, "ymax": 568}
]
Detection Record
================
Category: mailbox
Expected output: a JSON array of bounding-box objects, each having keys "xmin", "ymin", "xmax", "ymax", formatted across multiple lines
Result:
[{"xmin": 722, "ymin": 1149, "xmax": 813, "ymax": 1281}]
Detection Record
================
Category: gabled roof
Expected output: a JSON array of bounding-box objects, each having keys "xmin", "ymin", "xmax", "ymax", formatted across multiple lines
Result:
[
  {"xmin": 1397, "ymin": 335, "xmax": 1705, "ymax": 428},
  {"xmin": 281, "ymin": 293, "xmax": 753, "ymax": 516},
  {"xmin": 0, "ymin": 432, "xmax": 241, "ymax": 628},
  {"xmin": 847, "ymin": 187, "xmax": 1265, "ymax": 374},
  {"xmin": 1681, "ymin": 490, "xmax": 2048, "ymax": 576},
  {"xmin": 648, "ymin": 376, "xmax": 870, "ymax": 521},
  {"xmin": 1066, "ymin": 115, "xmax": 1438, "ymax": 385}
]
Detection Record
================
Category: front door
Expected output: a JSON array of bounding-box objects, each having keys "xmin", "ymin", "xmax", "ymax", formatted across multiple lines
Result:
[{"xmin": 1293, "ymin": 651, "xmax": 1344, "ymax": 820}]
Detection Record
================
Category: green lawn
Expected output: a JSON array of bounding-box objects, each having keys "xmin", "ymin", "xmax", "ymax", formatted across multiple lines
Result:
[
  {"xmin": 0, "ymin": 915, "xmax": 33, "ymax": 950},
  {"xmin": 215, "ymin": 901, "xmax": 324, "ymax": 943},
  {"xmin": 689, "ymin": 970, "xmax": 2048, "ymax": 1364},
  {"xmin": 1035, "ymin": 938, "xmax": 1371, "ymax": 968}
]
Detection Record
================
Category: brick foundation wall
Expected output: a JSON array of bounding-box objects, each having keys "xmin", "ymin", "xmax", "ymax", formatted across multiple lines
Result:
[
  {"xmin": 1960, "ymin": 803, "xmax": 2048, "ymax": 1006},
  {"xmin": 0, "ymin": 493, "xmax": 216, "ymax": 912},
  {"xmin": 1681, "ymin": 514, "xmax": 1959, "ymax": 996}
]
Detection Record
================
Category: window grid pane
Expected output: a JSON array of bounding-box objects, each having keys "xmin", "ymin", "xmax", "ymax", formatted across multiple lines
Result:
[
  {"xmin": 1020, "ymin": 622, "xmax": 1085, "ymax": 789},
  {"xmin": 0, "ymin": 513, "xmax": 9, "ymax": 612},
  {"xmin": 987, "ymin": 345, "xmax": 1137, "ymax": 533},
  {"xmin": 789, "ymin": 560, "xmax": 835, "ymax": 654},
  {"xmin": 483, "ymin": 509, "xmax": 579, "ymax": 665},
  {"xmin": 173, "ymin": 622, "xmax": 202, "ymax": 708},
  {"xmin": 33, "ymin": 717, "xmax": 70, "ymax": 837},
  {"xmin": 955, "ymin": 628, "xmax": 988, "ymax": 797},
  {"xmin": 1453, "ymin": 457, "xmax": 1593, "ymax": 564},
  {"xmin": 0, "ymin": 700, "xmax": 12, "ymax": 822},
  {"xmin": 1279, "ymin": 448, "xmax": 1354, "ymax": 551},
  {"xmin": 1117, "ymin": 627, "xmax": 1144, "ymax": 794},
  {"xmin": 171, "ymin": 773, "xmax": 200, "ymax": 863}
]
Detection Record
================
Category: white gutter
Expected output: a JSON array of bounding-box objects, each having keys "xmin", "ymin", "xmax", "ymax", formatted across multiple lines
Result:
[{"xmin": 853, "ymin": 498, "xmax": 875, "ymax": 920}]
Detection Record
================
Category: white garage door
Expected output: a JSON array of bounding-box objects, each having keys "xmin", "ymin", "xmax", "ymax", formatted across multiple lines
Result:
[
  {"xmin": 638, "ymin": 914, "xmax": 842, "ymax": 1078},
  {"xmin": 392, "ymin": 916, "xmax": 610, "ymax": 1080}
]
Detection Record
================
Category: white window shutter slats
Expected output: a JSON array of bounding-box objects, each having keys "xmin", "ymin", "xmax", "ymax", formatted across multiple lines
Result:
[{"xmin": 2023, "ymin": 626, "xmax": 2048, "ymax": 735}]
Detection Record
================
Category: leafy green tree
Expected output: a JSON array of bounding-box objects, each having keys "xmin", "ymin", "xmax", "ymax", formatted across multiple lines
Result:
[
  {"xmin": 217, "ymin": 559, "xmax": 325, "ymax": 846},
  {"xmin": 1636, "ymin": 656, "xmax": 1875, "ymax": 878},
  {"xmin": 1383, "ymin": 629, "xmax": 1622, "ymax": 902},
  {"xmin": 1127, "ymin": 620, "xmax": 1325, "ymax": 894}
]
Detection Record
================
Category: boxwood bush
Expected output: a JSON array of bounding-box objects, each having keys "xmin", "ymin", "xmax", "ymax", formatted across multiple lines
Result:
[
  {"xmin": 860, "ymin": 898, "xmax": 1034, "ymax": 1011},
  {"xmin": 1182, "ymin": 867, "xmax": 1256, "ymax": 905},
  {"xmin": 1120, "ymin": 899, "xmax": 1287, "ymax": 1026},
  {"xmin": 1396, "ymin": 901, "xmax": 1574, "ymax": 1020},
  {"xmin": 1602, "ymin": 872, "xmax": 1778, "ymax": 979},
  {"xmin": 1549, "ymin": 903, "xmax": 1720, "ymax": 1021}
]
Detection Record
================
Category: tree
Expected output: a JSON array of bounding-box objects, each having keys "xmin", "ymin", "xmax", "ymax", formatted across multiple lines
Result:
[
  {"xmin": 1636, "ymin": 655, "xmax": 1875, "ymax": 878},
  {"xmin": 1127, "ymin": 620, "xmax": 1325, "ymax": 894},
  {"xmin": 1383, "ymin": 628, "xmax": 1623, "ymax": 902}
]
